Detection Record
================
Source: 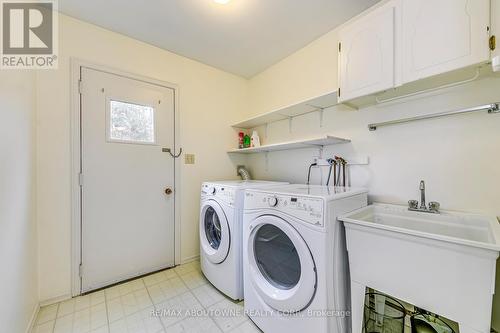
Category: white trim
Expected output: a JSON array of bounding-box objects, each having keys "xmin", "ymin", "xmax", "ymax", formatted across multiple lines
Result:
[
  {"xmin": 39, "ymin": 293, "xmax": 72, "ymax": 307},
  {"xmin": 180, "ymin": 255, "xmax": 200, "ymax": 265},
  {"xmin": 25, "ymin": 303, "xmax": 40, "ymax": 333},
  {"xmin": 70, "ymin": 58, "xmax": 182, "ymax": 297}
]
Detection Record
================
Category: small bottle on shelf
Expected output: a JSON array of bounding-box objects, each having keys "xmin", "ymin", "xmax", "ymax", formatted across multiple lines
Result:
[
  {"xmin": 251, "ymin": 131, "xmax": 260, "ymax": 147},
  {"xmin": 243, "ymin": 134, "xmax": 251, "ymax": 148},
  {"xmin": 238, "ymin": 132, "xmax": 244, "ymax": 149}
]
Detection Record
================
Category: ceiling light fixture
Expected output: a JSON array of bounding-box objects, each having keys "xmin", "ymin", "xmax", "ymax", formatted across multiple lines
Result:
[{"xmin": 213, "ymin": 0, "xmax": 231, "ymax": 4}]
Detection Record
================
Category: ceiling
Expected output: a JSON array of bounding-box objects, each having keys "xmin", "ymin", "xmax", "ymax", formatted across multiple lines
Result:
[{"xmin": 59, "ymin": 0, "xmax": 380, "ymax": 78}]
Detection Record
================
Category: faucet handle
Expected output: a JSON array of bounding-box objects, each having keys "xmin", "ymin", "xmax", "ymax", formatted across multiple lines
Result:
[
  {"xmin": 408, "ymin": 200, "xmax": 419, "ymax": 209},
  {"xmin": 429, "ymin": 201, "xmax": 440, "ymax": 212}
]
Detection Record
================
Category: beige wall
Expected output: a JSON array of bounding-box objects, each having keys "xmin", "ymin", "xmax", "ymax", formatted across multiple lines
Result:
[
  {"xmin": 248, "ymin": 28, "xmax": 339, "ymax": 115},
  {"xmin": 0, "ymin": 71, "xmax": 39, "ymax": 332},
  {"xmin": 36, "ymin": 14, "xmax": 248, "ymax": 302},
  {"xmin": 246, "ymin": 24, "xmax": 500, "ymax": 328}
]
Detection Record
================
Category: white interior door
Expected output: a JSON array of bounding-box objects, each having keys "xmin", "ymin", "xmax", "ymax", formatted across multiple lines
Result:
[{"xmin": 80, "ymin": 67, "xmax": 176, "ymax": 293}]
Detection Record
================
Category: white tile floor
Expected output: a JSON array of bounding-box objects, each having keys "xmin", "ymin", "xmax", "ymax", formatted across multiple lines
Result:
[{"xmin": 32, "ymin": 261, "xmax": 261, "ymax": 333}]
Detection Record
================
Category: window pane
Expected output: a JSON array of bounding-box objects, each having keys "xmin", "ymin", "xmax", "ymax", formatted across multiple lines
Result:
[{"xmin": 109, "ymin": 100, "xmax": 155, "ymax": 143}]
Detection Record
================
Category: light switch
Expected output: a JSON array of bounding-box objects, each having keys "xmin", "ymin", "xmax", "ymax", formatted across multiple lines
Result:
[{"xmin": 184, "ymin": 154, "xmax": 195, "ymax": 164}]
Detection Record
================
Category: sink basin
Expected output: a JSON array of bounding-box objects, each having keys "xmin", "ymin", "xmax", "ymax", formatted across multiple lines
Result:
[
  {"xmin": 339, "ymin": 203, "xmax": 500, "ymax": 333},
  {"xmin": 340, "ymin": 204, "xmax": 500, "ymax": 251}
]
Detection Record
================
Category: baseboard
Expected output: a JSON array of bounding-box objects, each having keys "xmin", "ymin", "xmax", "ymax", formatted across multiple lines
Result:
[
  {"xmin": 39, "ymin": 293, "xmax": 71, "ymax": 307},
  {"xmin": 25, "ymin": 303, "xmax": 39, "ymax": 333},
  {"xmin": 180, "ymin": 254, "xmax": 200, "ymax": 265}
]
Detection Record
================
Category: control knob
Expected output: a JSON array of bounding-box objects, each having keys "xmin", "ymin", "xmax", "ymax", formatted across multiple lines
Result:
[{"xmin": 268, "ymin": 196, "xmax": 278, "ymax": 207}]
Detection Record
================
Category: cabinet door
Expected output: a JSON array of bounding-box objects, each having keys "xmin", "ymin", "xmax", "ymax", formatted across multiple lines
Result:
[
  {"xmin": 491, "ymin": 0, "xmax": 500, "ymax": 68},
  {"xmin": 402, "ymin": 0, "xmax": 490, "ymax": 83},
  {"xmin": 338, "ymin": 1, "xmax": 400, "ymax": 102}
]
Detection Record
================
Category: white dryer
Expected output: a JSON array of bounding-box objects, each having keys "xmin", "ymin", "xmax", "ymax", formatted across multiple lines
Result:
[
  {"xmin": 199, "ymin": 180, "xmax": 288, "ymax": 300},
  {"xmin": 242, "ymin": 184, "xmax": 368, "ymax": 333}
]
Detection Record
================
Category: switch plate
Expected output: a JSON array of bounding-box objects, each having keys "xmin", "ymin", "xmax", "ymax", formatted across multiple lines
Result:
[{"xmin": 184, "ymin": 154, "xmax": 195, "ymax": 164}]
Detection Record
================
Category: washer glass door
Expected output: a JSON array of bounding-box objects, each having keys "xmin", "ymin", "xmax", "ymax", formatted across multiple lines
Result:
[
  {"xmin": 248, "ymin": 215, "xmax": 316, "ymax": 312},
  {"xmin": 254, "ymin": 224, "xmax": 301, "ymax": 289},
  {"xmin": 200, "ymin": 200, "xmax": 230, "ymax": 264}
]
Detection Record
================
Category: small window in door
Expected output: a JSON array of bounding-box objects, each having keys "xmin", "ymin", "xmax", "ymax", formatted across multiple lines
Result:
[{"xmin": 108, "ymin": 100, "xmax": 156, "ymax": 144}]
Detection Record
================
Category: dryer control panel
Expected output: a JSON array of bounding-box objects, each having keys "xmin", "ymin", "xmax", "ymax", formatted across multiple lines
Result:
[{"xmin": 244, "ymin": 191, "xmax": 324, "ymax": 226}]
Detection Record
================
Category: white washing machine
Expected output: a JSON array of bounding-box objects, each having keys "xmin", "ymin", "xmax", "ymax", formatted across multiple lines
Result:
[
  {"xmin": 243, "ymin": 184, "xmax": 368, "ymax": 333},
  {"xmin": 199, "ymin": 180, "xmax": 288, "ymax": 300}
]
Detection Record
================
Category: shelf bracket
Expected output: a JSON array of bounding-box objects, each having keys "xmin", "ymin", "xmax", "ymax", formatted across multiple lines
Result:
[
  {"xmin": 319, "ymin": 108, "xmax": 325, "ymax": 128},
  {"xmin": 317, "ymin": 146, "xmax": 324, "ymax": 158}
]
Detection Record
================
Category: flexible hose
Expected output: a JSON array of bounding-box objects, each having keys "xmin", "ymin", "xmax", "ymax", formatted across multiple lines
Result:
[
  {"xmin": 237, "ymin": 166, "xmax": 251, "ymax": 180},
  {"xmin": 326, "ymin": 163, "xmax": 333, "ymax": 186},
  {"xmin": 326, "ymin": 159, "xmax": 336, "ymax": 186}
]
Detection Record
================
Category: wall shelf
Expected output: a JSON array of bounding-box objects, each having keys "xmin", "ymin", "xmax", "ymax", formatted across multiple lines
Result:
[
  {"xmin": 227, "ymin": 135, "xmax": 350, "ymax": 154},
  {"xmin": 232, "ymin": 90, "xmax": 344, "ymax": 129}
]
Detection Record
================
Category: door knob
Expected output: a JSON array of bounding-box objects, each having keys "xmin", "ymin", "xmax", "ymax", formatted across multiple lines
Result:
[{"xmin": 165, "ymin": 188, "xmax": 173, "ymax": 195}]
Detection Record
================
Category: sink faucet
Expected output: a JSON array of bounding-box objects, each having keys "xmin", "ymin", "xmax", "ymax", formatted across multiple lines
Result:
[
  {"xmin": 408, "ymin": 180, "xmax": 440, "ymax": 214},
  {"xmin": 419, "ymin": 180, "xmax": 426, "ymax": 210}
]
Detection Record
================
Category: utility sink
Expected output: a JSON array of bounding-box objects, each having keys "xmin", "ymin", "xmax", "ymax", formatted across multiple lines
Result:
[
  {"xmin": 341, "ymin": 204, "xmax": 500, "ymax": 252},
  {"xmin": 339, "ymin": 204, "xmax": 500, "ymax": 333}
]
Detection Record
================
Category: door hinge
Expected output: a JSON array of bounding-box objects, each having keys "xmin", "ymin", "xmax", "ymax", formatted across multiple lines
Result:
[
  {"xmin": 338, "ymin": 87, "xmax": 341, "ymax": 98},
  {"xmin": 79, "ymin": 263, "xmax": 83, "ymax": 277},
  {"xmin": 78, "ymin": 79, "xmax": 83, "ymax": 94},
  {"xmin": 78, "ymin": 173, "xmax": 83, "ymax": 186},
  {"xmin": 338, "ymin": 42, "xmax": 342, "ymax": 53},
  {"xmin": 490, "ymin": 35, "xmax": 496, "ymax": 51}
]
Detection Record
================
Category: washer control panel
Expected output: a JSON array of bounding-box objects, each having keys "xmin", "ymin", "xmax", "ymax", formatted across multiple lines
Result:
[
  {"xmin": 245, "ymin": 191, "xmax": 324, "ymax": 226},
  {"xmin": 201, "ymin": 184, "xmax": 235, "ymax": 204}
]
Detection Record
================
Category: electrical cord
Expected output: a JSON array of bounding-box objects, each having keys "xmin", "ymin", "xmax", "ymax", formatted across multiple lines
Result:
[{"xmin": 306, "ymin": 163, "xmax": 317, "ymax": 185}]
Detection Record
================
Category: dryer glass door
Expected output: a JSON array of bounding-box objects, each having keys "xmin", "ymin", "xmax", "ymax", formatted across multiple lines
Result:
[
  {"xmin": 205, "ymin": 206, "xmax": 222, "ymax": 250},
  {"xmin": 248, "ymin": 215, "xmax": 316, "ymax": 313},
  {"xmin": 200, "ymin": 200, "xmax": 230, "ymax": 264}
]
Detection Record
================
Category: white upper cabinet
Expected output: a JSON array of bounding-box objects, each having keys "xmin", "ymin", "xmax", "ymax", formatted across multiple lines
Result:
[
  {"xmin": 402, "ymin": 0, "xmax": 490, "ymax": 83},
  {"xmin": 338, "ymin": 0, "xmax": 401, "ymax": 102},
  {"xmin": 337, "ymin": 0, "xmax": 491, "ymax": 103}
]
